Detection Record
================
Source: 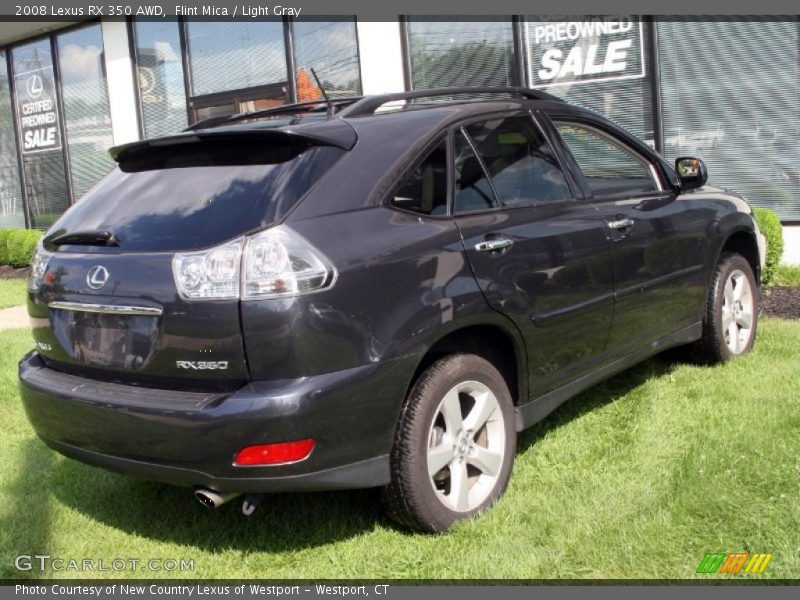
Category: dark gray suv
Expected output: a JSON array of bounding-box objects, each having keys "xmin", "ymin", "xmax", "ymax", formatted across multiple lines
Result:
[{"xmin": 19, "ymin": 87, "xmax": 765, "ymax": 532}]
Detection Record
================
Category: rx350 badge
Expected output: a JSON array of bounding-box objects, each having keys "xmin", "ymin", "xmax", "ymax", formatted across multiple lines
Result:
[{"xmin": 176, "ymin": 361, "xmax": 229, "ymax": 370}]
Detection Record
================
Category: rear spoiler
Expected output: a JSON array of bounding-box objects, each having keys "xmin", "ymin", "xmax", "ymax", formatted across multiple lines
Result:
[{"xmin": 109, "ymin": 120, "xmax": 357, "ymax": 163}]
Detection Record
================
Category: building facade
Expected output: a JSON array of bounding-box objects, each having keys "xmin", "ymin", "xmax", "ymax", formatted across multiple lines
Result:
[{"xmin": 1, "ymin": 16, "xmax": 798, "ymax": 262}]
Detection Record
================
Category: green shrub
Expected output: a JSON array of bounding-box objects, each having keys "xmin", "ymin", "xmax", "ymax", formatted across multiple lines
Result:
[
  {"xmin": 752, "ymin": 207, "xmax": 783, "ymax": 285},
  {"xmin": 0, "ymin": 229, "xmax": 12, "ymax": 265},
  {"xmin": 6, "ymin": 229, "xmax": 43, "ymax": 268}
]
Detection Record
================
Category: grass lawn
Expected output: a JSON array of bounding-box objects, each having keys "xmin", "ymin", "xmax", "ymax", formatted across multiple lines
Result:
[
  {"xmin": 773, "ymin": 264, "xmax": 800, "ymax": 287},
  {"xmin": 0, "ymin": 279, "xmax": 26, "ymax": 310},
  {"xmin": 1, "ymin": 320, "xmax": 798, "ymax": 580}
]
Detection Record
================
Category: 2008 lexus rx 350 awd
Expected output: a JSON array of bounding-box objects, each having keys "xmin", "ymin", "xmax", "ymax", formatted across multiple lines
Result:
[{"xmin": 19, "ymin": 87, "xmax": 766, "ymax": 532}]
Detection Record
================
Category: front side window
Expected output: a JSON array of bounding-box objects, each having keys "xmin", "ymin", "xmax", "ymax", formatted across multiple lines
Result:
[
  {"xmin": 463, "ymin": 115, "xmax": 572, "ymax": 207},
  {"xmin": 390, "ymin": 139, "xmax": 447, "ymax": 215},
  {"xmin": 554, "ymin": 121, "xmax": 658, "ymax": 197}
]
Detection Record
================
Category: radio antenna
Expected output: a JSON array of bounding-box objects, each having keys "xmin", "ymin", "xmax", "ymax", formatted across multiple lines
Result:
[{"xmin": 310, "ymin": 68, "xmax": 334, "ymax": 117}]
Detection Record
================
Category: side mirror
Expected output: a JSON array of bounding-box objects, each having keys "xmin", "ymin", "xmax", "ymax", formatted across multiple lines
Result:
[{"xmin": 675, "ymin": 157, "xmax": 708, "ymax": 191}]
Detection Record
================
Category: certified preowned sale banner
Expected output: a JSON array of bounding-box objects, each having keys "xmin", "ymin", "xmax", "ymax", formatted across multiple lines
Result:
[
  {"xmin": 525, "ymin": 16, "xmax": 645, "ymax": 88},
  {"xmin": 14, "ymin": 59, "xmax": 62, "ymax": 154}
]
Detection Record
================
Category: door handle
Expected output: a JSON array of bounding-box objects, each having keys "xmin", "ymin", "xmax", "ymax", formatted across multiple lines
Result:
[
  {"xmin": 607, "ymin": 218, "xmax": 634, "ymax": 232},
  {"xmin": 475, "ymin": 237, "xmax": 514, "ymax": 252}
]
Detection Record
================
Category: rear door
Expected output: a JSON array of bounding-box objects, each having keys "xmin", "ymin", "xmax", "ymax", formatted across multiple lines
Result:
[
  {"xmin": 29, "ymin": 136, "xmax": 345, "ymax": 389},
  {"xmin": 544, "ymin": 112, "xmax": 710, "ymax": 357},
  {"xmin": 451, "ymin": 112, "xmax": 615, "ymax": 398}
]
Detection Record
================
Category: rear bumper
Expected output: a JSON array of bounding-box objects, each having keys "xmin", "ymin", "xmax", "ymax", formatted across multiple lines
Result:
[
  {"xmin": 40, "ymin": 437, "xmax": 388, "ymax": 493},
  {"xmin": 19, "ymin": 352, "xmax": 414, "ymax": 492}
]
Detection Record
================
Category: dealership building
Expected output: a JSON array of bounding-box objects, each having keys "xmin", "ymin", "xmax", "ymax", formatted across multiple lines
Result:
[{"xmin": 0, "ymin": 16, "xmax": 798, "ymax": 262}]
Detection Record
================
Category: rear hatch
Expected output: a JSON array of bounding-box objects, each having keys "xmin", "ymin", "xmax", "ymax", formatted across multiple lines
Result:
[{"xmin": 28, "ymin": 128, "xmax": 348, "ymax": 390}]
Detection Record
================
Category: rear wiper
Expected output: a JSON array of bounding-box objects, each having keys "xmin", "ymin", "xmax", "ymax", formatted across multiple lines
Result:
[{"xmin": 47, "ymin": 230, "xmax": 120, "ymax": 247}]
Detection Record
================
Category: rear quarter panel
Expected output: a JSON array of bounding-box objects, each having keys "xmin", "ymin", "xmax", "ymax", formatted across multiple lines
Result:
[{"xmin": 240, "ymin": 207, "xmax": 519, "ymax": 382}]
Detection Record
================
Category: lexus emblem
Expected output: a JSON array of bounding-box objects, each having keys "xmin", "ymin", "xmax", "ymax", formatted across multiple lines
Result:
[
  {"xmin": 27, "ymin": 74, "xmax": 43, "ymax": 99},
  {"xmin": 86, "ymin": 266, "xmax": 109, "ymax": 290}
]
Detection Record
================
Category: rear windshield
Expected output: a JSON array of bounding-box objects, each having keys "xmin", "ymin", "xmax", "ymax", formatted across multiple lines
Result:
[{"xmin": 48, "ymin": 141, "xmax": 345, "ymax": 252}]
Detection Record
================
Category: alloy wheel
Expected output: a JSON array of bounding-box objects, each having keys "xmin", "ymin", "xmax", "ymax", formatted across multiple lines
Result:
[
  {"xmin": 426, "ymin": 380, "xmax": 506, "ymax": 512},
  {"xmin": 721, "ymin": 268, "xmax": 754, "ymax": 355}
]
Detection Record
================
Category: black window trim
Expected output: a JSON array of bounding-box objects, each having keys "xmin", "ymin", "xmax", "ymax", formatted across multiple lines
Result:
[
  {"xmin": 454, "ymin": 125, "xmax": 502, "ymax": 214},
  {"xmin": 543, "ymin": 110, "xmax": 673, "ymax": 202},
  {"xmin": 449, "ymin": 107, "xmax": 579, "ymax": 217}
]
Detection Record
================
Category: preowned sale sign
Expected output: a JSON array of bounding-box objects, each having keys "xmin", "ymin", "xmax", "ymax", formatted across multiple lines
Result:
[
  {"xmin": 525, "ymin": 16, "xmax": 645, "ymax": 88},
  {"xmin": 15, "ymin": 65, "xmax": 62, "ymax": 154}
]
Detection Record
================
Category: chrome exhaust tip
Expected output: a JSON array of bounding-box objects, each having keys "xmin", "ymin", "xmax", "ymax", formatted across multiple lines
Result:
[{"xmin": 194, "ymin": 488, "xmax": 241, "ymax": 509}]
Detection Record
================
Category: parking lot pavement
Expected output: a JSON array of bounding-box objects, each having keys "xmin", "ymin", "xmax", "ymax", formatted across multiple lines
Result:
[{"xmin": 0, "ymin": 305, "xmax": 28, "ymax": 330}]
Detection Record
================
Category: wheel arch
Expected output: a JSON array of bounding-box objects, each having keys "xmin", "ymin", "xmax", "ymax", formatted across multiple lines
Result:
[
  {"xmin": 403, "ymin": 320, "xmax": 528, "ymax": 410},
  {"xmin": 714, "ymin": 224, "xmax": 761, "ymax": 287}
]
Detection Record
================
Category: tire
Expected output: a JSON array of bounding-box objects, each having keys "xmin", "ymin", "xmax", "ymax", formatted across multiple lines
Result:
[
  {"xmin": 694, "ymin": 252, "xmax": 758, "ymax": 364},
  {"xmin": 382, "ymin": 353, "xmax": 516, "ymax": 532}
]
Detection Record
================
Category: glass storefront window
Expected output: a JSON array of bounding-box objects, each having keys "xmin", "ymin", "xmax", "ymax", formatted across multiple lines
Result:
[
  {"xmin": 658, "ymin": 18, "xmax": 800, "ymax": 220},
  {"xmin": 406, "ymin": 18, "xmax": 517, "ymax": 89},
  {"xmin": 0, "ymin": 51, "xmax": 25, "ymax": 228},
  {"xmin": 186, "ymin": 21, "xmax": 288, "ymax": 96},
  {"xmin": 56, "ymin": 24, "xmax": 115, "ymax": 200},
  {"xmin": 523, "ymin": 16, "xmax": 654, "ymax": 144},
  {"xmin": 292, "ymin": 18, "xmax": 361, "ymax": 100},
  {"xmin": 12, "ymin": 38, "xmax": 69, "ymax": 230},
  {"xmin": 133, "ymin": 20, "xmax": 188, "ymax": 137}
]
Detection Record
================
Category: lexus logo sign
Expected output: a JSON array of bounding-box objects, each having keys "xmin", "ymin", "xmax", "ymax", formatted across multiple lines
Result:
[
  {"xmin": 86, "ymin": 266, "xmax": 110, "ymax": 290},
  {"xmin": 26, "ymin": 74, "xmax": 43, "ymax": 99}
]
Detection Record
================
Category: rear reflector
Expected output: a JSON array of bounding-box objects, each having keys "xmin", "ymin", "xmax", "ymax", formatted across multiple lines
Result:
[{"xmin": 234, "ymin": 439, "xmax": 315, "ymax": 466}]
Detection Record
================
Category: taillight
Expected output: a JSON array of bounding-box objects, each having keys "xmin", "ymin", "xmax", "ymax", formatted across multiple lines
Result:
[
  {"xmin": 171, "ymin": 225, "xmax": 336, "ymax": 302},
  {"xmin": 234, "ymin": 439, "xmax": 316, "ymax": 466},
  {"xmin": 28, "ymin": 242, "xmax": 51, "ymax": 292},
  {"xmin": 242, "ymin": 227, "xmax": 335, "ymax": 299},
  {"xmin": 172, "ymin": 239, "xmax": 243, "ymax": 300}
]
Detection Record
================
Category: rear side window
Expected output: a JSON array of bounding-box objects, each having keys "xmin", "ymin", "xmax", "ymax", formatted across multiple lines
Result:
[
  {"xmin": 554, "ymin": 121, "xmax": 659, "ymax": 197},
  {"xmin": 463, "ymin": 115, "xmax": 572, "ymax": 208},
  {"xmin": 49, "ymin": 142, "xmax": 345, "ymax": 252},
  {"xmin": 454, "ymin": 130, "xmax": 499, "ymax": 213},
  {"xmin": 390, "ymin": 139, "xmax": 448, "ymax": 215}
]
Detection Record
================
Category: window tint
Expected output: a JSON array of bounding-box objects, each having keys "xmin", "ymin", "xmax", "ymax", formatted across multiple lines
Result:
[
  {"xmin": 454, "ymin": 130, "xmax": 498, "ymax": 213},
  {"xmin": 555, "ymin": 122, "xmax": 658, "ymax": 197},
  {"xmin": 49, "ymin": 144, "xmax": 345, "ymax": 252},
  {"xmin": 464, "ymin": 115, "xmax": 572, "ymax": 207},
  {"xmin": 391, "ymin": 139, "xmax": 447, "ymax": 215}
]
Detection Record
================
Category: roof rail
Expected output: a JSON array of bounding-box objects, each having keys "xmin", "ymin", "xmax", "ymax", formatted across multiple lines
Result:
[
  {"xmin": 185, "ymin": 96, "xmax": 364, "ymax": 131},
  {"xmin": 337, "ymin": 86, "xmax": 564, "ymax": 118}
]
